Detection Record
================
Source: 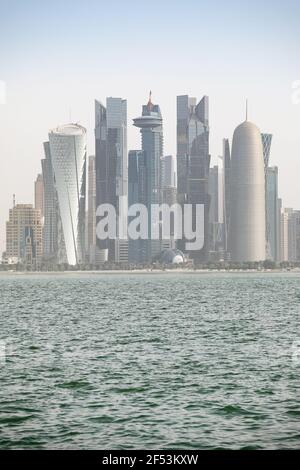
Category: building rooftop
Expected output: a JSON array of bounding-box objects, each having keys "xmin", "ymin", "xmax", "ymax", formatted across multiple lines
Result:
[{"xmin": 49, "ymin": 123, "xmax": 87, "ymax": 136}]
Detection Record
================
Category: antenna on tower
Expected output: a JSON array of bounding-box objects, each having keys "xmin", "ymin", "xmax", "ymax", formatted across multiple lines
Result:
[
  {"xmin": 246, "ymin": 99, "xmax": 248, "ymax": 121},
  {"xmin": 147, "ymin": 90, "xmax": 153, "ymax": 110},
  {"xmin": 13, "ymin": 194, "xmax": 15, "ymax": 208}
]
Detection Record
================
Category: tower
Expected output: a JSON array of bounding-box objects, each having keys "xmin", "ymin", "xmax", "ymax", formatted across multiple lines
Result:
[
  {"xmin": 229, "ymin": 118, "xmax": 266, "ymax": 262},
  {"xmin": 176, "ymin": 94, "xmax": 210, "ymax": 261},
  {"xmin": 49, "ymin": 123, "xmax": 86, "ymax": 266},
  {"xmin": 133, "ymin": 92, "xmax": 164, "ymax": 262},
  {"xmin": 95, "ymin": 98, "xmax": 128, "ymax": 263}
]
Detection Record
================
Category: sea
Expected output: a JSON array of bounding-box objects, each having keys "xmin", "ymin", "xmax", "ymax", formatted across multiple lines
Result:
[{"xmin": 0, "ymin": 272, "xmax": 299, "ymax": 449}]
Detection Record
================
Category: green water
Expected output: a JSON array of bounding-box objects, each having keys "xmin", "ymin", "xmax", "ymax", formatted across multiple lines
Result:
[{"xmin": 0, "ymin": 272, "xmax": 299, "ymax": 449}]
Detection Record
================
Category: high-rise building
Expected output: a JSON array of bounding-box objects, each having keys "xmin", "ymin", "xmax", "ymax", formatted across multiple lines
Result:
[
  {"xmin": 176, "ymin": 94, "xmax": 210, "ymax": 261},
  {"xmin": 280, "ymin": 207, "xmax": 290, "ymax": 262},
  {"xmin": 128, "ymin": 150, "xmax": 147, "ymax": 208},
  {"xmin": 261, "ymin": 133, "xmax": 273, "ymax": 170},
  {"xmin": 294, "ymin": 211, "xmax": 300, "ymax": 262},
  {"xmin": 287, "ymin": 210, "xmax": 300, "ymax": 262},
  {"xmin": 229, "ymin": 120, "xmax": 266, "ymax": 262},
  {"xmin": 208, "ymin": 166, "xmax": 219, "ymax": 224},
  {"xmin": 266, "ymin": 166, "xmax": 280, "ymax": 261},
  {"xmin": 34, "ymin": 173, "xmax": 44, "ymax": 219},
  {"xmin": 5, "ymin": 204, "xmax": 42, "ymax": 268},
  {"xmin": 261, "ymin": 132, "xmax": 274, "ymax": 259},
  {"xmin": 163, "ymin": 155, "xmax": 176, "ymax": 188},
  {"xmin": 208, "ymin": 165, "xmax": 223, "ymax": 258},
  {"xmin": 128, "ymin": 150, "xmax": 147, "ymax": 264},
  {"xmin": 41, "ymin": 141, "xmax": 60, "ymax": 262},
  {"xmin": 277, "ymin": 198, "xmax": 282, "ymax": 262},
  {"xmin": 133, "ymin": 92, "xmax": 164, "ymax": 262},
  {"xmin": 161, "ymin": 155, "xmax": 177, "ymax": 252},
  {"xmin": 49, "ymin": 124, "xmax": 87, "ymax": 266},
  {"xmin": 162, "ymin": 186, "xmax": 177, "ymax": 206},
  {"xmin": 95, "ymin": 98, "xmax": 128, "ymax": 263},
  {"xmin": 222, "ymin": 138, "xmax": 231, "ymax": 254},
  {"xmin": 87, "ymin": 155, "xmax": 96, "ymax": 263}
]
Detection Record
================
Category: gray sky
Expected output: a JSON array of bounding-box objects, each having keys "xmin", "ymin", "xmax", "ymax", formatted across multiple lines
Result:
[{"xmin": 0, "ymin": 0, "xmax": 299, "ymax": 253}]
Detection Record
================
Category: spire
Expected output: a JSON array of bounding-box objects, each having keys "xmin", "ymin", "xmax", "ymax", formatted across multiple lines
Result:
[
  {"xmin": 147, "ymin": 90, "xmax": 153, "ymax": 111},
  {"xmin": 245, "ymin": 99, "xmax": 248, "ymax": 121}
]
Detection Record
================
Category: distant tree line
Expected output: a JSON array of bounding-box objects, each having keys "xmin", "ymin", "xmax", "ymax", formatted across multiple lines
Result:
[{"xmin": 1, "ymin": 260, "xmax": 300, "ymax": 272}]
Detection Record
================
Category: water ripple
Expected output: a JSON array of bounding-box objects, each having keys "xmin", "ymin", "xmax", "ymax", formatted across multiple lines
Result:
[{"xmin": 0, "ymin": 272, "xmax": 299, "ymax": 449}]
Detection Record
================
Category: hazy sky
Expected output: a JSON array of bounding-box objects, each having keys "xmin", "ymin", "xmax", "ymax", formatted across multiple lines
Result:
[{"xmin": 0, "ymin": 0, "xmax": 299, "ymax": 252}]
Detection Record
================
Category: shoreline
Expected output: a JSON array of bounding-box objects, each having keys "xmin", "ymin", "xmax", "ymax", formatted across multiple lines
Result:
[{"xmin": 0, "ymin": 268, "xmax": 300, "ymax": 275}]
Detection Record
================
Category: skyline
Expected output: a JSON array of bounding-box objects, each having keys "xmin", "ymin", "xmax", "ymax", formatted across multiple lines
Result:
[
  {"xmin": 0, "ymin": 0, "xmax": 300, "ymax": 252},
  {"xmin": 2, "ymin": 1, "xmax": 300, "ymax": 456}
]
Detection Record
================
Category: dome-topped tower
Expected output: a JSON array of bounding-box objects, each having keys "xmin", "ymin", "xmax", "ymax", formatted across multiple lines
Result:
[{"xmin": 229, "ymin": 119, "xmax": 266, "ymax": 262}]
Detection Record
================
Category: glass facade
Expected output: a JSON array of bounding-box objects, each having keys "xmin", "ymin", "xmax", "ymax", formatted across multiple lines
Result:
[
  {"xmin": 261, "ymin": 133, "xmax": 273, "ymax": 170},
  {"xmin": 49, "ymin": 124, "xmax": 86, "ymax": 266},
  {"xmin": 176, "ymin": 95, "xmax": 211, "ymax": 261},
  {"xmin": 266, "ymin": 166, "xmax": 280, "ymax": 261},
  {"xmin": 133, "ymin": 95, "xmax": 164, "ymax": 262},
  {"xmin": 95, "ymin": 98, "xmax": 128, "ymax": 262},
  {"xmin": 41, "ymin": 141, "xmax": 64, "ymax": 262},
  {"xmin": 223, "ymin": 138, "xmax": 231, "ymax": 253},
  {"xmin": 128, "ymin": 150, "xmax": 147, "ymax": 263}
]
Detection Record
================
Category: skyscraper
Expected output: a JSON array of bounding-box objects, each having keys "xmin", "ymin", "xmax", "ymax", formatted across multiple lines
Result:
[
  {"xmin": 261, "ymin": 133, "xmax": 273, "ymax": 170},
  {"xmin": 95, "ymin": 98, "xmax": 128, "ymax": 263},
  {"xmin": 34, "ymin": 174, "xmax": 44, "ymax": 219},
  {"xmin": 229, "ymin": 120, "xmax": 266, "ymax": 262},
  {"xmin": 163, "ymin": 155, "xmax": 176, "ymax": 188},
  {"xmin": 208, "ymin": 165, "xmax": 224, "ymax": 258},
  {"xmin": 41, "ymin": 141, "xmax": 60, "ymax": 262},
  {"xmin": 287, "ymin": 209, "xmax": 300, "ymax": 262},
  {"xmin": 133, "ymin": 92, "xmax": 164, "ymax": 262},
  {"xmin": 128, "ymin": 150, "xmax": 147, "ymax": 263},
  {"xmin": 5, "ymin": 204, "xmax": 42, "ymax": 268},
  {"xmin": 49, "ymin": 124, "xmax": 87, "ymax": 266},
  {"xmin": 176, "ymin": 95, "xmax": 210, "ymax": 261},
  {"xmin": 280, "ymin": 207, "xmax": 290, "ymax": 262},
  {"xmin": 87, "ymin": 155, "xmax": 96, "ymax": 263},
  {"xmin": 266, "ymin": 166, "xmax": 280, "ymax": 261},
  {"xmin": 208, "ymin": 166, "xmax": 219, "ymax": 224},
  {"xmin": 222, "ymin": 138, "xmax": 231, "ymax": 254},
  {"xmin": 261, "ymin": 132, "xmax": 274, "ymax": 259}
]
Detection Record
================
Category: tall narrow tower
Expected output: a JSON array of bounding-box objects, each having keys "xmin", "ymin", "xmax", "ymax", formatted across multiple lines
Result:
[
  {"xmin": 229, "ymin": 117, "xmax": 266, "ymax": 262},
  {"xmin": 176, "ymin": 94, "xmax": 210, "ymax": 261},
  {"xmin": 133, "ymin": 92, "xmax": 163, "ymax": 262},
  {"xmin": 49, "ymin": 124, "xmax": 86, "ymax": 266},
  {"xmin": 95, "ymin": 97, "xmax": 128, "ymax": 263}
]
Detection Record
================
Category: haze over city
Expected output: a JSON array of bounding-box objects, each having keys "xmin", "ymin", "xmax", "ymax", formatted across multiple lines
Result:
[
  {"xmin": 1, "ymin": 1, "xmax": 300, "ymax": 456},
  {"xmin": 0, "ymin": 0, "xmax": 299, "ymax": 253}
]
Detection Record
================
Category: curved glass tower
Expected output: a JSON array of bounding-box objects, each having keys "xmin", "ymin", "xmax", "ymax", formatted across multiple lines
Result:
[
  {"xmin": 49, "ymin": 124, "xmax": 86, "ymax": 265},
  {"xmin": 229, "ymin": 120, "xmax": 266, "ymax": 262}
]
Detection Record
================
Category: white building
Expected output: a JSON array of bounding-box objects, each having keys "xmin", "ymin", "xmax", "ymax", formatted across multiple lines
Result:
[
  {"xmin": 280, "ymin": 207, "xmax": 290, "ymax": 262},
  {"xmin": 229, "ymin": 120, "xmax": 266, "ymax": 262},
  {"xmin": 49, "ymin": 124, "xmax": 87, "ymax": 266}
]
